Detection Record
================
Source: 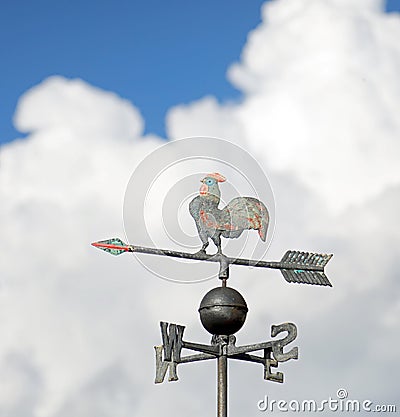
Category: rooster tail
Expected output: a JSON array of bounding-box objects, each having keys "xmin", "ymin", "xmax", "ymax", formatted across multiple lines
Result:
[
  {"xmin": 258, "ymin": 204, "xmax": 269, "ymax": 241},
  {"xmin": 258, "ymin": 218, "xmax": 268, "ymax": 241}
]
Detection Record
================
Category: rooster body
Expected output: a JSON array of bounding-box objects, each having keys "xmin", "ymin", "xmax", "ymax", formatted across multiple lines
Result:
[{"xmin": 189, "ymin": 173, "xmax": 269, "ymax": 254}]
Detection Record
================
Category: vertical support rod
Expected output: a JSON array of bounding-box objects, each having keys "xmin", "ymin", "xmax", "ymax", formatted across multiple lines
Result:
[
  {"xmin": 218, "ymin": 255, "xmax": 229, "ymax": 288},
  {"xmin": 217, "ymin": 353, "xmax": 228, "ymax": 417}
]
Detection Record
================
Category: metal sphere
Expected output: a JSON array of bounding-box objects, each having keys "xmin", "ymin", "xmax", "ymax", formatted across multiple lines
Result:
[{"xmin": 198, "ymin": 286, "xmax": 248, "ymax": 335}]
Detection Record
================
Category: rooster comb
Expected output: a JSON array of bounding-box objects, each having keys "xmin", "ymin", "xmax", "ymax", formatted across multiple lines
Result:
[{"xmin": 206, "ymin": 173, "xmax": 226, "ymax": 182}]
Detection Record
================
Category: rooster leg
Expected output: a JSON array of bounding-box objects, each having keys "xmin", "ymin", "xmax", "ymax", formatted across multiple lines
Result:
[
  {"xmin": 194, "ymin": 241, "xmax": 209, "ymax": 255},
  {"xmin": 212, "ymin": 233, "xmax": 223, "ymax": 255}
]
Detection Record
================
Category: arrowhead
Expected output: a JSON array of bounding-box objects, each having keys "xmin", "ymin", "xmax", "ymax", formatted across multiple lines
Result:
[{"xmin": 91, "ymin": 238, "xmax": 131, "ymax": 256}]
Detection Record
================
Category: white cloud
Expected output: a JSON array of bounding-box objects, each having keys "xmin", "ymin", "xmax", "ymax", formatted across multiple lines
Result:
[
  {"xmin": 0, "ymin": 76, "xmax": 164, "ymax": 416},
  {"xmin": 14, "ymin": 76, "xmax": 145, "ymax": 142},
  {"xmin": 166, "ymin": 96, "xmax": 245, "ymax": 145},
  {"xmin": 168, "ymin": 0, "xmax": 400, "ymax": 213},
  {"xmin": 1, "ymin": 0, "xmax": 400, "ymax": 416},
  {"xmin": 232, "ymin": 0, "xmax": 400, "ymax": 213}
]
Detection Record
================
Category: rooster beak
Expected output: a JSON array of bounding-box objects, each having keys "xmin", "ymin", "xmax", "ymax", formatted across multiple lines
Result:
[{"xmin": 200, "ymin": 183, "xmax": 208, "ymax": 196}]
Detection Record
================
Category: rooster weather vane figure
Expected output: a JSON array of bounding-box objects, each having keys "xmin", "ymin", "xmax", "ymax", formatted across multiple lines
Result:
[
  {"xmin": 189, "ymin": 172, "xmax": 269, "ymax": 255},
  {"xmin": 92, "ymin": 172, "xmax": 333, "ymax": 417}
]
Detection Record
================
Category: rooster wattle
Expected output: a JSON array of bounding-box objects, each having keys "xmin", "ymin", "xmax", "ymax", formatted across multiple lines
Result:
[{"xmin": 189, "ymin": 173, "xmax": 269, "ymax": 255}]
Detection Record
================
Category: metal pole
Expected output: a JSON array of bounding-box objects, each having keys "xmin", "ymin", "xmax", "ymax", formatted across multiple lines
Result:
[{"xmin": 217, "ymin": 353, "xmax": 228, "ymax": 417}]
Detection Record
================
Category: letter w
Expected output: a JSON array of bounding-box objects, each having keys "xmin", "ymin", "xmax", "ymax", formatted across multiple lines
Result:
[{"xmin": 160, "ymin": 322, "xmax": 184, "ymax": 361}]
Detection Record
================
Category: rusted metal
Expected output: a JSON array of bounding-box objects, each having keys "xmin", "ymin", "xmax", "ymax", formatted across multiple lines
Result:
[
  {"xmin": 189, "ymin": 173, "xmax": 269, "ymax": 255},
  {"xmin": 153, "ymin": 283, "xmax": 299, "ymax": 417},
  {"xmin": 218, "ymin": 354, "xmax": 228, "ymax": 417},
  {"xmin": 199, "ymin": 287, "xmax": 248, "ymax": 335},
  {"xmin": 92, "ymin": 239, "xmax": 333, "ymax": 286},
  {"xmin": 92, "ymin": 173, "xmax": 334, "ymax": 417},
  {"xmin": 154, "ymin": 319, "xmax": 299, "ymax": 417}
]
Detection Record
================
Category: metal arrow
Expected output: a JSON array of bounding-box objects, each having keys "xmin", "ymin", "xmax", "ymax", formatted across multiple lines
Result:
[{"xmin": 91, "ymin": 238, "xmax": 333, "ymax": 287}]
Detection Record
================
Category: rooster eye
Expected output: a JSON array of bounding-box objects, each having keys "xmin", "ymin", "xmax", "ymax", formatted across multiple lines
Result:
[{"xmin": 206, "ymin": 179, "xmax": 214, "ymax": 185}]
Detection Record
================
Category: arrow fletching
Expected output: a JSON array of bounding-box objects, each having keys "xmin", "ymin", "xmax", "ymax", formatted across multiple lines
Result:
[
  {"xmin": 91, "ymin": 238, "xmax": 132, "ymax": 256},
  {"xmin": 280, "ymin": 251, "xmax": 333, "ymax": 287}
]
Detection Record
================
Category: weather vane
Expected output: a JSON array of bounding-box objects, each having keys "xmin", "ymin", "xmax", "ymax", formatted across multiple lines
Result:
[{"xmin": 92, "ymin": 172, "xmax": 332, "ymax": 417}]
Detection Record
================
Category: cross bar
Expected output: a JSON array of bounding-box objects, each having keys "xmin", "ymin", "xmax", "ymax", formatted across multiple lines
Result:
[
  {"xmin": 155, "ymin": 322, "xmax": 299, "ymax": 417},
  {"xmin": 91, "ymin": 238, "xmax": 333, "ymax": 286}
]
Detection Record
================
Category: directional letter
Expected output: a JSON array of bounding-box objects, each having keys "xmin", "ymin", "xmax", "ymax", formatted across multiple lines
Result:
[
  {"xmin": 154, "ymin": 345, "xmax": 178, "ymax": 383},
  {"xmin": 154, "ymin": 322, "xmax": 185, "ymax": 384},
  {"xmin": 271, "ymin": 323, "xmax": 298, "ymax": 362},
  {"xmin": 264, "ymin": 357, "xmax": 284, "ymax": 383},
  {"xmin": 160, "ymin": 322, "xmax": 184, "ymax": 362}
]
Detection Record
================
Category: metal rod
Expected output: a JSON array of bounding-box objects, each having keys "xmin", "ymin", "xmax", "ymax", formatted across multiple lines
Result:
[
  {"xmin": 182, "ymin": 341, "xmax": 220, "ymax": 355},
  {"xmin": 128, "ymin": 245, "xmax": 325, "ymax": 272},
  {"xmin": 92, "ymin": 239, "xmax": 332, "ymax": 286},
  {"xmin": 178, "ymin": 353, "xmax": 216, "ymax": 364},
  {"xmin": 217, "ymin": 354, "xmax": 228, "ymax": 417}
]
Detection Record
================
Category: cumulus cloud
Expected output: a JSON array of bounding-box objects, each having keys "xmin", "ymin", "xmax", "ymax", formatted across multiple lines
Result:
[
  {"xmin": 168, "ymin": 0, "xmax": 400, "ymax": 408},
  {"xmin": 1, "ymin": 0, "xmax": 400, "ymax": 416},
  {"xmin": 0, "ymin": 76, "xmax": 165, "ymax": 416},
  {"xmin": 233, "ymin": 0, "xmax": 400, "ymax": 213},
  {"xmin": 169, "ymin": 0, "xmax": 400, "ymax": 213},
  {"xmin": 166, "ymin": 96, "xmax": 245, "ymax": 145},
  {"xmin": 14, "ymin": 76, "xmax": 145, "ymax": 141}
]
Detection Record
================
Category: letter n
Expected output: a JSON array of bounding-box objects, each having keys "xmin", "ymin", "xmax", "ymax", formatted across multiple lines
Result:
[{"xmin": 154, "ymin": 345, "xmax": 178, "ymax": 383}]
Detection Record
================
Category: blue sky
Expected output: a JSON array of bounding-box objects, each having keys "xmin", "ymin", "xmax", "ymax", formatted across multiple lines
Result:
[
  {"xmin": 1, "ymin": 0, "xmax": 398, "ymax": 145},
  {"xmin": 1, "ymin": 1, "xmax": 400, "ymax": 415},
  {"xmin": 0, "ymin": 0, "xmax": 266, "ymax": 144}
]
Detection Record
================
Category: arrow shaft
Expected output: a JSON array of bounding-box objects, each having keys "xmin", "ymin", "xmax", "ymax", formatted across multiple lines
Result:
[
  {"xmin": 92, "ymin": 238, "xmax": 332, "ymax": 286},
  {"xmin": 128, "ymin": 245, "xmax": 325, "ymax": 272}
]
